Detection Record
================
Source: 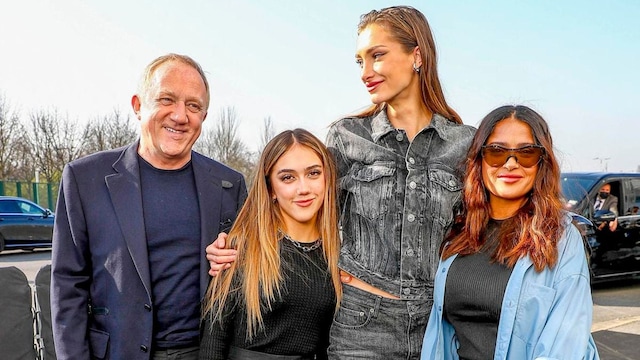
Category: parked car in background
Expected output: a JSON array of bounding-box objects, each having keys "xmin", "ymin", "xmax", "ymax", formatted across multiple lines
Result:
[
  {"xmin": 562, "ymin": 172, "xmax": 640, "ymax": 282},
  {"xmin": 0, "ymin": 196, "xmax": 54, "ymax": 252}
]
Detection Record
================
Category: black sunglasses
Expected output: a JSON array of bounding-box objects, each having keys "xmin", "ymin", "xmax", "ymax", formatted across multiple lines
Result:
[{"xmin": 481, "ymin": 144, "xmax": 545, "ymax": 168}]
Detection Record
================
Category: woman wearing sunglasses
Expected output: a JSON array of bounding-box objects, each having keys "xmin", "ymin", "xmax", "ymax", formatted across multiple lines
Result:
[{"xmin": 421, "ymin": 105, "xmax": 599, "ymax": 359}]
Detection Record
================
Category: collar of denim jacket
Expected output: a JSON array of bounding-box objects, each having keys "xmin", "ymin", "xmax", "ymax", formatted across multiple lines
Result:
[
  {"xmin": 370, "ymin": 109, "xmax": 454, "ymax": 143},
  {"xmin": 370, "ymin": 109, "xmax": 396, "ymax": 142}
]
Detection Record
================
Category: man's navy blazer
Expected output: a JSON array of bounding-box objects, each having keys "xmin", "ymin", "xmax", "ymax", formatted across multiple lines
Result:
[{"xmin": 51, "ymin": 142, "xmax": 247, "ymax": 360}]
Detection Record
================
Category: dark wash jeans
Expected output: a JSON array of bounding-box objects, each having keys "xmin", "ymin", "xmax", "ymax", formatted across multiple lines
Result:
[{"xmin": 328, "ymin": 285, "xmax": 431, "ymax": 359}]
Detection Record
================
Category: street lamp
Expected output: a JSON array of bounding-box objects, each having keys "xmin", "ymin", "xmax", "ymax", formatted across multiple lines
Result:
[{"xmin": 593, "ymin": 157, "xmax": 610, "ymax": 172}]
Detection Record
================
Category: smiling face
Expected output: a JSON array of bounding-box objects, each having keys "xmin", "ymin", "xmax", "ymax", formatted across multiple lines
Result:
[
  {"xmin": 482, "ymin": 117, "xmax": 539, "ymax": 219},
  {"xmin": 355, "ymin": 24, "xmax": 420, "ymax": 106},
  {"xmin": 132, "ymin": 60, "xmax": 208, "ymax": 169},
  {"xmin": 269, "ymin": 143, "xmax": 326, "ymax": 239}
]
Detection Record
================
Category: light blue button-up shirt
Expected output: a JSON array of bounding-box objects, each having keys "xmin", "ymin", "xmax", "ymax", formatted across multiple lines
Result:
[{"xmin": 421, "ymin": 215, "xmax": 600, "ymax": 360}]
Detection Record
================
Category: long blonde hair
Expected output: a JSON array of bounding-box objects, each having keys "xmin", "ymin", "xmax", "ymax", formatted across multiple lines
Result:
[{"xmin": 203, "ymin": 129, "xmax": 342, "ymax": 338}]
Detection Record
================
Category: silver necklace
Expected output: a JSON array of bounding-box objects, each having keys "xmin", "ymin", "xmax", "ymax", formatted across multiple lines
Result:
[{"xmin": 282, "ymin": 233, "xmax": 322, "ymax": 252}]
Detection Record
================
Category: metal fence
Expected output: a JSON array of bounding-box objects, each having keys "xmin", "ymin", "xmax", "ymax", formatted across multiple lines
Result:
[{"xmin": 0, "ymin": 181, "xmax": 58, "ymax": 211}]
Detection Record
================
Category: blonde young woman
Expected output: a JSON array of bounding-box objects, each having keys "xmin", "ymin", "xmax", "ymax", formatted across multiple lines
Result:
[{"xmin": 199, "ymin": 129, "xmax": 342, "ymax": 360}]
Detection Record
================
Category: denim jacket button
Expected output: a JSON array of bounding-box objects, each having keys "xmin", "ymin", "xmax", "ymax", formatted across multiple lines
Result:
[
  {"xmin": 395, "ymin": 133, "xmax": 404, "ymax": 141},
  {"xmin": 409, "ymin": 181, "xmax": 417, "ymax": 189},
  {"xmin": 406, "ymin": 249, "xmax": 414, "ymax": 256},
  {"xmin": 407, "ymin": 214, "xmax": 415, "ymax": 222},
  {"xmin": 448, "ymin": 179, "xmax": 456, "ymax": 187},
  {"xmin": 403, "ymin": 288, "xmax": 411, "ymax": 295},
  {"xmin": 408, "ymin": 157, "xmax": 415, "ymax": 164}
]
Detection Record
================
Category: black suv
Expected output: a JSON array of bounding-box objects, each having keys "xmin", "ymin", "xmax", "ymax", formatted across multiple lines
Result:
[
  {"xmin": 0, "ymin": 196, "xmax": 55, "ymax": 252},
  {"xmin": 562, "ymin": 172, "xmax": 640, "ymax": 282}
]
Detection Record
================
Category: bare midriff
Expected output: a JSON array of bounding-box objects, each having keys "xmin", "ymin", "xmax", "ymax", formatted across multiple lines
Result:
[{"xmin": 340, "ymin": 270, "xmax": 400, "ymax": 300}]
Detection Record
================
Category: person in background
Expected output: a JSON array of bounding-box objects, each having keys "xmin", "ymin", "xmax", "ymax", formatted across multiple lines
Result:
[
  {"xmin": 207, "ymin": 6, "xmax": 475, "ymax": 359},
  {"xmin": 200, "ymin": 129, "xmax": 341, "ymax": 360},
  {"xmin": 594, "ymin": 183, "xmax": 618, "ymax": 231},
  {"xmin": 421, "ymin": 105, "xmax": 599, "ymax": 359},
  {"xmin": 51, "ymin": 54, "xmax": 247, "ymax": 360}
]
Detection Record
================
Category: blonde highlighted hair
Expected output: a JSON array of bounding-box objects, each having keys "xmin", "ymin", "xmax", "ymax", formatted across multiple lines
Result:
[{"xmin": 203, "ymin": 129, "xmax": 342, "ymax": 338}]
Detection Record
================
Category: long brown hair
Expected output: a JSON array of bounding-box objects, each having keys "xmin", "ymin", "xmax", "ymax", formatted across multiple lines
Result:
[
  {"xmin": 202, "ymin": 129, "xmax": 342, "ymax": 338},
  {"xmin": 442, "ymin": 105, "xmax": 565, "ymax": 271},
  {"xmin": 355, "ymin": 6, "xmax": 461, "ymax": 124}
]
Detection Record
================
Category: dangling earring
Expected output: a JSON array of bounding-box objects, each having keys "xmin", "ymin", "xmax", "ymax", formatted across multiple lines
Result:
[{"xmin": 413, "ymin": 63, "xmax": 421, "ymax": 74}]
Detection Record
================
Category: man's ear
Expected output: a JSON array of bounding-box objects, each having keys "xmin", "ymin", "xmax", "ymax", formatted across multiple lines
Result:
[{"xmin": 131, "ymin": 95, "xmax": 141, "ymax": 119}]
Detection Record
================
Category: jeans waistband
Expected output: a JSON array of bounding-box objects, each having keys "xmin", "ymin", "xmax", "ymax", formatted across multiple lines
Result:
[{"xmin": 342, "ymin": 284, "xmax": 431, "ymax": 315}]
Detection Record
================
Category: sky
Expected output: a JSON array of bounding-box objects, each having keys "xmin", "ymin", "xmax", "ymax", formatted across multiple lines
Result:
[{"xmin": 1, "ymin": 0, "xmax": 639, "ymax": 172}]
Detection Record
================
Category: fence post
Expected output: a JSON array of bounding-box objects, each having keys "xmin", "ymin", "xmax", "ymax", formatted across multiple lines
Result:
[
  {"xmin": 47, "ymin": 184, "xmax": 54, "ymax": 210},
  {"xmin": 33, "ymin": 182, "xmax": 40, "ymax": 205}
]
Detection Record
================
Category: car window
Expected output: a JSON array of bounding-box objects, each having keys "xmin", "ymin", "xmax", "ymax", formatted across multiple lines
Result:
[
  {"xmin": 561, "ymin": 175, "xmax": 597, "ymax": 210},
  {"xmin": 0, "ymin": 200, "xmax": 22, "ymax": 213},
  {"xmin": 625, "ymin": 179, "xmax": 640, "ymax": 215},
  {"xmin": 17, "ymin": 200, "xmax": 44, "ymax": 215}
]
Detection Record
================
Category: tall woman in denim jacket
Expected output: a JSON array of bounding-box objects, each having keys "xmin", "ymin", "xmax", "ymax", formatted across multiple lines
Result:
[
  {"xmin": 421, "ymin": 105, "xmax": 599, "ymax": 359},
  {"xmin": 207, "ymin": 6, "xmax": 475, "ymax": 359},
  {"xmin": 324, "ymin": 6, "xmax": 475, "ymax": 359}
]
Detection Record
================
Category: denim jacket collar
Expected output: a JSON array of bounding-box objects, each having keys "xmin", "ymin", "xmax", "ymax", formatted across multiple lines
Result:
[
  {"xmin": 370, "ymin": 110, "xmax": 396, "ymax": 143},
  {"xmin": 370, "ymin": 109, "xmax": 458, "ymax": 143}
]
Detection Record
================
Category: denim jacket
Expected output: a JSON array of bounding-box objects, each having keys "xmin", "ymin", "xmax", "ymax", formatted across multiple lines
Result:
[
  {"xmin": 326, "ymin": 110, "xmax": 475, "ymax": 300},
  {"xmin": 421, "ymin": 215, "xmax": 600, "ymax": 360}
]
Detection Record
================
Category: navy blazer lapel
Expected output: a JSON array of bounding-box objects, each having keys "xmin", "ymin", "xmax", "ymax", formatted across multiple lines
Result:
[
  {"xmin": 105, "ymin": 142, "xmax": 152, "ymax": 298},
  {"xmin": 192, "ymin": 154, "xmax": 223, "ymax": 300}
]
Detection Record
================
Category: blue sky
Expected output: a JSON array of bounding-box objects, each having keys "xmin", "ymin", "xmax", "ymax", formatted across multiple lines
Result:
[{"xmin": 1, "ymin": 0, "xmax": 638, "ymax": 172}]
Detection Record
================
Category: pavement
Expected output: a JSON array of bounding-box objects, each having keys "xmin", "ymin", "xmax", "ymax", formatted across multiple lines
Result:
[
  {"xmin": 592, "ymin": 315, "xmax": 640, "ymax": 359},
  {"xmin": 591, "ymin": 284, "xmax": 640, "ymax": 360}
]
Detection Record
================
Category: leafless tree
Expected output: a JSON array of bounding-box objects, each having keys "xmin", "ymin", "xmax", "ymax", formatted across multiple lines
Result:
[
  {"xmin": 259, "ymin": 116, "xmax": 276, "ymax": 152},
  {"xmin": 81, "ymin": 109, "xmax": 138, "ymax": 156},
  {"xmin": 0, "ymin": 94, "xmax": 27, "ymax": 180},
  {"xmin": 27, "ymin": 109, "xmax": 84, "ymax": 183},
  {"xmin": 195, "ymin": 106, "xmax": 256, "ymax": 181}
]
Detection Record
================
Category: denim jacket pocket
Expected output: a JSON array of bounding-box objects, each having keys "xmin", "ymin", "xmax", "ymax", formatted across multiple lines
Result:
[
  {"xmin": 349, "ymin": 161, "xmax": 396, "ymax": 221},
  {"xmin": 428, "ymin": 168, "xmax": 463, "ymax": 227}
]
